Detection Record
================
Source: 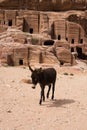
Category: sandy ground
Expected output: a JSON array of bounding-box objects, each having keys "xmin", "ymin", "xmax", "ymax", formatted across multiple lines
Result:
[{"xmin": 0, "ymin": 61, "xmax": 87, "ymax": 130}]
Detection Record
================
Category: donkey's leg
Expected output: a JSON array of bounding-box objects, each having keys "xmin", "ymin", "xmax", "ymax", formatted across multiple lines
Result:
[
  {"xmin": 39, "ymin": 86, "xmax": 45, "ymax": 105},
  {"xmin": 47, "ymin": 84, "xmax": 51, "ymax": 99},
  {"xmin": 51, "ymin": 83, "xmax": 55, "ymax": 100}
]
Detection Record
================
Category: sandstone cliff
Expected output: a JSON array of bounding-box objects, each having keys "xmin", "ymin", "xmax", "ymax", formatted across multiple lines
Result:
[
  {"xmin": 0, "ymin": 0, "xmax": 87, "ymax": 11},
  {"xmin": 0, "ymin": 28, "xmax": 74, "ymax": 66}
]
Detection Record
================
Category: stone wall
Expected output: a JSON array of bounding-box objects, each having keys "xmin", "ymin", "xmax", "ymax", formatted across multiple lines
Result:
[
  {"xmin": 66, "ymin": 21, "xmax": 85, "ymax": 53},
  {"xmin": 4, "ymin": 10, "xmax": 17, "ymax": 26},
  {"xmin": 54, "ymin": 19, "xmax": 66, "ymax": 40},
  {"xmin": 0, "ymin": 10, "xmax": 4, "ymax": 25},
  {"xmin": 67, "ymin": 22, "xmax": 80, "ymax": 43},
  {"xmin": 16, "ymin": 16, "xmax": 23, "ymax": 30},
  {"xmin": 23, "ymin": 12, "xmax": 39, "ymax": 33},
  {"xmin": 40, "ymin": 13, "xmax": 49, "ymax": 35},
  {"xmin": 13, "ymin": 47, "xmax": 28, "ymax": 66},
  {"xmin": 13, "ymin": 46, "xmax": 60, "ymax": 65}
]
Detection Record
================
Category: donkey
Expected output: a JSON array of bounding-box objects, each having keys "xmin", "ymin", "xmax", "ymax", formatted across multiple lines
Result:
[{"xmin": 29, "ymin": 65, "xmax": 57, "ymax": 105}]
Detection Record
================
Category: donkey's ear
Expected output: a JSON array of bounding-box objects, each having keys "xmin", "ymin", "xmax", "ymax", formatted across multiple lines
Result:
[
  {"xmin": 29, "ymin": 65, "xmax": 34, "ymax": 72},
  {"xmin": 40, "ymin": 67, "xmax": 42, "ymax": 71},
  {"xmin": 39, "ymin": 67, "xmax": 43, "ymax": 72}
]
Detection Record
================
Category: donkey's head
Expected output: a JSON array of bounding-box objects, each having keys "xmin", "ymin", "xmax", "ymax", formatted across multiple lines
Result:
[{"xmin": 29, "ymin": 65, "xmax": 42, "ymax": 88}]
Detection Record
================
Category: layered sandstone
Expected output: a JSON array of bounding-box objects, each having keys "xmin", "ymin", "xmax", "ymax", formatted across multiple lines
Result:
[
  {"xmin": 0, "ymin": 28, "xmax": 75, "ymax": 66},
  {"xmin": 0, "ymin": 0, "xmax": 87, "ymax": 11}
]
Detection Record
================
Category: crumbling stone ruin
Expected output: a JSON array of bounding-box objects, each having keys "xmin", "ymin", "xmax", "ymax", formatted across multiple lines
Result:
[{"xmin": 0, "ymin": 1, "xmax": 87, "ymax": 66}]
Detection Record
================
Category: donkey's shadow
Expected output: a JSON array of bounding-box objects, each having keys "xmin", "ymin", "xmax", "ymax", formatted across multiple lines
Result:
[{"xmin": 46, "ymin": 99, "xmax": 75, "ymax": 107}]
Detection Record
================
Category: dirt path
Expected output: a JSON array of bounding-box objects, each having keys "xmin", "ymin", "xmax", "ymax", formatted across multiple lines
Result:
[{"xmin": 0, "ymin": 65, "xmax": 87, "ymax": 130}]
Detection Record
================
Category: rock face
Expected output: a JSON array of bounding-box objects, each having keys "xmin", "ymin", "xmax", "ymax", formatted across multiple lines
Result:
[
  {"xmin": 0, "ymin": 28, "xmax": 75, "ymax": 66},
  {"xmin": 0, "ymin": 0, "xmax": 87, "ymax": 11},
  {"xmin": 67, "ymin": 13, "xmax": 87, "ymax": 36},
  {"xmin": 0, "ymin": 4, "xmax": 87, "ymax": 65},
  {"xmin": 56, "ymin": 47, "xmax": 72, "ymax": 64}
]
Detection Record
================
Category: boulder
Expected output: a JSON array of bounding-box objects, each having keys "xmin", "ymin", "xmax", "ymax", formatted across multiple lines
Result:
[
  {"xmin": 56, "ymin": 47, "xmax": 73, "ymax": 65},
  {"xmin": 40, "ymin": 51, "xmax": 59, "ymax": 65}
]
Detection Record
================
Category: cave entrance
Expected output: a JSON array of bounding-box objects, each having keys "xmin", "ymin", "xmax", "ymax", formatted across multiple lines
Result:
[
  {"xmin": 76, "ymin": 47, "xmax": 84, "ymax": 59},
  {"xmin": 44, "ymin": 40, "xmax": 54, "ymax": 46},
  {"xmin": 19, "ymin": 59, "xmax": 23, "ymax": 65},
  {"xmin": 71, "ymin": 39, "xmax": 74, "ymax": 44},
  {"xmin": 8, "ymin": 19, "xmax": 12, "ymax": 26},
  {"xmin": 76, "ymin": 47, "xmax": 86, "ymax": 59},
  {"xmin": 29, "ymin": 28, "xmax": 33, "ymax": 34},
  {"xmin": 80, "ymin": 39, "xmax": 83, "ymax": 44},
  {"xmin": 71, "ymin": 47, "xmax": 74, "ymax": 52},
  {"xmin": 7, "ymin": 55, "xmax": 14, "ymax": 66},
  {"xmin": 66, "ymin": 37, "xmax": 68, "ymax": 41},
  {"xmin": 58, "ymin": 35, "xmax": 61, "ymax": 40}
]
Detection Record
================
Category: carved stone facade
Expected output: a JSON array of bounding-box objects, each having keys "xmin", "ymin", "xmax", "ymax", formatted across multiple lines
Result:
[
  {"xmin": 0, "ymin": 9, "xmax": 87, "ymax": 59},
  {"xmin": 0, "ymin": 9, "xmax": 87, "ymax": 65}
]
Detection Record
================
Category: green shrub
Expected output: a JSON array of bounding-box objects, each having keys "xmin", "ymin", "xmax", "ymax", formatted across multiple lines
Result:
[
  {"xmin": 31, "ymin": 37, "xmax": 39, "ymax": 45},
  {"xmin": 63, "ymin": 72, "xmax": 69, "ymax": 75},
  {"xmin": 70, "ymin": 73, "xmax": 74, "ymax": 76}
]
